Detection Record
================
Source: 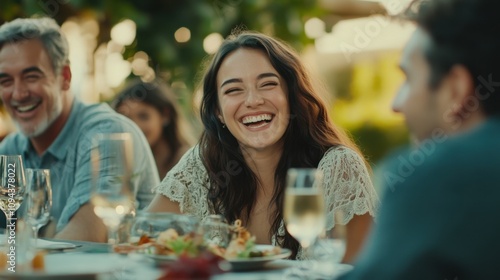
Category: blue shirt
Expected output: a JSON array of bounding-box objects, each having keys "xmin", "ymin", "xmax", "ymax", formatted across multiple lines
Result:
[
  {"xmin": 0, "ymin": 99, "xmax": 160, "ymax": 232},
  {"xmin": 338, "ymin": 116, "xmax": 500, "ymax": 280}
]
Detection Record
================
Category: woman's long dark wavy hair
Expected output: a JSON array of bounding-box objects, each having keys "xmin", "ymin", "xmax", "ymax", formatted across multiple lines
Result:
[{"xmin": 199, "ymin": 31, "xmax": 364, "ymax": 259}]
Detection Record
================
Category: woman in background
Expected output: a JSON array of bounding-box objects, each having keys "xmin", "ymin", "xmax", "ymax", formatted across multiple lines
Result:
[{"xmin": 113, "ymin": 79, "xmax": 195, "ymax": 178}]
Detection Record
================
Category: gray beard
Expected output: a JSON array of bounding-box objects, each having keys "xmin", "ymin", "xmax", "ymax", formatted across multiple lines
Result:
[{"xmin": 16, "ymin": 99, "xmax": 63, "ymax": 138}]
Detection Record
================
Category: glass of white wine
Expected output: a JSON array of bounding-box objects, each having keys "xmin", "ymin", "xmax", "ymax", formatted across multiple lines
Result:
[
  {"xmin": 25, "ymin": 168, "xmax": 53, "ymax": 244},
  {"xmin": 284, "ymin": 168, "xmax": 325, "ymax": 252},
  {"xmin": 90, "ymin": 133, "xmax": 135, "ymax": 245},
  {"xmin": 0, "ymin": 155, "xmax": 26, "ymax": 229}
]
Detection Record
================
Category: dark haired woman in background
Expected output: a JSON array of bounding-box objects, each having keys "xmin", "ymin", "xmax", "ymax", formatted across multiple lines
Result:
[{"xmin": 114, "ymin": 79, "xmax": 195, "ymax": 178}]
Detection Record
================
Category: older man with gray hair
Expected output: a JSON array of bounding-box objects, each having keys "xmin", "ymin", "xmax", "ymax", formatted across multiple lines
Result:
[{"xmin": 0, "ymin": 17, "xmax": 159, "ymax": 242}]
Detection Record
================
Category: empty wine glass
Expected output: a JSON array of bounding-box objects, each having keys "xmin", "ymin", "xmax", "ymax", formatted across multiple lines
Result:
[
  {"xmin": 284, "ymin": 168, "xmax": 325, "ymax": 251},
  {"xmin": 25, "ymin": 168, "xmax": 53, "ymax": 245},
  {"xmin": 90, "ymin": 133, "xmax": 135, "ymax": 245},
  {"xmin": 0, "ymin": 155, "xmax": 26, "ymax": 243}
]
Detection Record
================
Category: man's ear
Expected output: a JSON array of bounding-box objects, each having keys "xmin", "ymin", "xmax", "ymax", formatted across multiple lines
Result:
[
  {"xmin": 449, "ymin": 65, "xmax": 475, "ymax": 109},
  {"xmin": 61, "ymin": 65, "xmax": 72, "ymax": 91}
]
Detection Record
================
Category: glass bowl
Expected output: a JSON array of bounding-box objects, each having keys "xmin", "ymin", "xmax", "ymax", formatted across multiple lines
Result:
[{"xmin": 130, "ymin": 212, "xmax": 200, "ymax": 243}]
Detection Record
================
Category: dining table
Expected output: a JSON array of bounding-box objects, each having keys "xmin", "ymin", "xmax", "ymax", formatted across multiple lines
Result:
[{"xmin": 0, "ymin": 238, "xmax": 352, "ymax": 279}]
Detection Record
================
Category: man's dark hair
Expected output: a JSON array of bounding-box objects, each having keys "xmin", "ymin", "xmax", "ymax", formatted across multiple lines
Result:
[{"xmin": 404, "ymin": 0, "xmax": 500, "ymax": 116}]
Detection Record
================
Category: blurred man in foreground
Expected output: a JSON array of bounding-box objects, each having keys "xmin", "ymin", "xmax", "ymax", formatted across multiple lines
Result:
[
  {"xmin": 339, "ymin": 0, "xmax": 500, "ymax": 279},
  {"xmin": 0, "ymin": 17, "xmax": 159, "ymax": 242}
]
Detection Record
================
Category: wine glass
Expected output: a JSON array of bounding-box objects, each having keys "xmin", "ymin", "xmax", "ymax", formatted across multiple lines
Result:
[
  {"xmin": 284, "ymin": 168, "xmax": 325, "ymax": 251},
  {"xmin": 310, "ymin": 209, "xmax": 349, "ymax": 277},
  {"xmin": 0, "ymin": 155, "xmax": 26, "ymax": 239},
  {"xmin": 90, "ymin": 133, "xmax": 135, "ymax": 245},
  {"xmin": 25, "ymin": 168, "xmax": 53, "ymax": 245}
]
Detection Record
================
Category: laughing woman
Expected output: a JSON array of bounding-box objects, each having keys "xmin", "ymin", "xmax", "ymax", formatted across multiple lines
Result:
[{"xmin": 147, "ymin": 31, "xmax": 379, "ymax": 262}]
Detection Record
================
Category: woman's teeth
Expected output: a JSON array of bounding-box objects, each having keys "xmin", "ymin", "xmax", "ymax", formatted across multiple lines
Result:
[{"xmin": 242, "ymin": 114, "xmax": 272, "ymax": 125}]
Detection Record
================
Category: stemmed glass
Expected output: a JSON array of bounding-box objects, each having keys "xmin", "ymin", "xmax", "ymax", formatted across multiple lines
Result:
[
  {"xmin": 284, "ymin": 168, "xmax": 325, "ymax": 251},
  {"xmin": 0, "ymin": 155, "xmax": 26, "ymax": 236},
  {"xmin": 90, "ymin": 133, "xmax": 135, "ymax": 245},
  {"xmin": 310, "ymin": 209, "xmax": 348, "ymax": 277},
  {"xmin": 25, "ymin": 168, "xmax": 53, "ymax": 245}
]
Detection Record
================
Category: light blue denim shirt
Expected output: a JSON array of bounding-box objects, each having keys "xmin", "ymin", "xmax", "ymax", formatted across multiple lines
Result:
[{"xmin": 0, "ymin": 98, "xmax": 159, "ymax": 232}]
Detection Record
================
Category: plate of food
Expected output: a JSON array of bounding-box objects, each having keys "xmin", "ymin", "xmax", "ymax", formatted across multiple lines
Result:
[
  {"xmin": 130, "ymin": 216, "xmax": 291, "ymax": 271},
  {"xmin": 142, "ymin": 243, "xmax": 291, "ymax": 271}
]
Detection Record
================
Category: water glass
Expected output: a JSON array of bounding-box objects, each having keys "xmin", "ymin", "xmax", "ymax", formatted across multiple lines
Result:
[
  {"xmin": 91, "ymin": 133, "xmax": 135, "ymax": 245},
  {"xmin": 25, "ymin": 168, "xmax": 52, "ymax": 242},
  {"xmin": 0, "ymin": 155, "xmax": 26, "ymax": 217},
  {"xmin": 0, "ymin": 155, "xmax": 26, "ymax": 247},
  {"xmin": 310, "ymin": 209, "xmax": 348, "ymax": 276}
]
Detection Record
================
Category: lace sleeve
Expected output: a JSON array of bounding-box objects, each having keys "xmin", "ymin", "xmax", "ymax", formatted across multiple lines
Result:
[
  {"xmin": 319, "ymin": 146, "xmax": 379, "ymax": 229},
  {"xmin": 153, "ymin": 146, "xmax": 212, "ymax": 218}
]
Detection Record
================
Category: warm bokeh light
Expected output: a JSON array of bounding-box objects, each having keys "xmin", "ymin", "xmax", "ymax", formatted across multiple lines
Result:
[
  {"xmin": 107, "ymin": 40, "xmax": 124, "ymax": 54},
  {"xmin": 132, "ymin": 52, "xmax": 149, "ymax": 76},
  {"xmin": 115, "ymin": 205, "xmax": 125, "ymax": 215},
  {"xmin": 174, "ymin": 27, "xmax": 191, "ymax": 43},
  {"xmin": 305, "ymin": 17, "xmax": 326, "ymax": 39},
  {"xmin": 141, "ymin": 67, "xmax": 156, "ymax": 82},
  {"xmin": 111, "ymin": 19, "xmax": 137, "ymax": 46},
  {"xmin": 61, "ymin": 21, "xmax": 86, "ymax": 95},
  {"xmin": 315, "ymin": 15, "xmax": 415, "ymax": 62},
  {"xmin": 105, "ymin": 52, "xmax": 131, "ymax": 89},
  {"xmin": 203, "ymin": 33, "xmax": 223, "ymax": 54}
]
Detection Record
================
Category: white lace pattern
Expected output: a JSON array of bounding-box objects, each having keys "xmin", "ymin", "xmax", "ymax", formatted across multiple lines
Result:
[{"xmin": 154, "ymin": 145, "xmax": 379, "ymax": 259}]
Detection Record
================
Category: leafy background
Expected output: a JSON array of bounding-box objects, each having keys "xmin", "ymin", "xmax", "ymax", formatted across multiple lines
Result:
[{"xmin": 0, "ymin": 0, "xmax": 409, "ymax": 165}]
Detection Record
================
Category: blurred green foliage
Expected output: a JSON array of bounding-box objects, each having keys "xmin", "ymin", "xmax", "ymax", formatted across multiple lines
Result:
[
  {"xmin": 0, "ymin": 0, "xmax": 409, "ymax": 163},
  {"xmin": 0, "ymin": 0, "xmax": 324, "ymax": 98}
]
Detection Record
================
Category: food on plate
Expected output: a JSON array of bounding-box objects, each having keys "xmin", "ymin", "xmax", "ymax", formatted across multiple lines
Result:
[
  {"xmin": 31, "ymin": 251, "xmax": 45, "ymax": 270},
  {"xmin": 0, "ymin": 252, "xmax": 6, "ymax": 270},
  {"xmin": 136, "ymin": 219, "xmax": 283, "ymax": 260},
  {"xmin": 157, "ymin": 251, "xmax": 225, "ymax": 280},
  {"xmin": 210, "ymin": 219, "xmax": 281, "ymax": 260}
]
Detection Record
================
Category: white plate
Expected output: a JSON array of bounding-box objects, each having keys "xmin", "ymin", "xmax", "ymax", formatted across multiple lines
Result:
[
  {"xmin": 0, "ymin": 253, "xmax": 129, "ymax": 279},
  {"xmin": 143, "ymin": 253, "xmax": 177, "ymax": 264},
  {"xmin": 0, "ymin": 235, "xmax": 77, "ymax": 251},
  {"xmin": 227, "ymin": 245, "xmax": 292, "ymax": 271},
  {"xmin": 36, "ymin": 240, "xmax": 78, "ymax": 251},
  {"xmin": 143, "ymin": 244, "xmax": 292, "ymax": 271}
]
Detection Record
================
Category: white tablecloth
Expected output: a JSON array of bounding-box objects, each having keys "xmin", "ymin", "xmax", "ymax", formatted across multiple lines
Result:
[{"xmin": 0, "ymin": 252, "xmax": 352, "ymax": 279}]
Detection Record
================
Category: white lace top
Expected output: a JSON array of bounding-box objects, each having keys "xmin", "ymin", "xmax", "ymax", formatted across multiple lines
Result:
[{"xmin": 154, "ymin": 145, "xmax": 379, "ymax": 259}]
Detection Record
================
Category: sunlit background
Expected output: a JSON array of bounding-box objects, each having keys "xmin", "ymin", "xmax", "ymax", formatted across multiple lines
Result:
[{"xmin": 0, "ymin": 0, "xmax": 414, "ymax": 166}]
